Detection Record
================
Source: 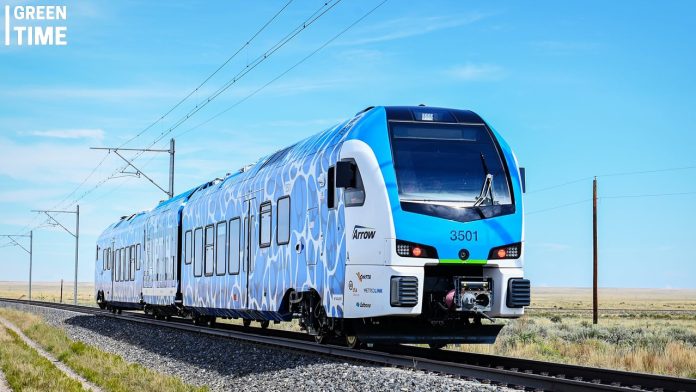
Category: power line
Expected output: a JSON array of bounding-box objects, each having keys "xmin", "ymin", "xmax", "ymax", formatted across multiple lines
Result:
[
  {"xmin": 601, "ymin": 191, "xmax": 696, "ymax": 199},
  {"xmin": 175, "ymin": 0, "xmax": 390, "ymax": 141},
  {"xmin": 10, "ymin": 1, "xmax": 316, "ymax": 232},
  {"xmin": 9, "ymin": 1, "xmax": 299, "ymax": 235},
  {"xmin": 527, "ymin": 164, "xmax": 696, "ymax": 194},
  {"xmin": 524, "ymin": 199, "xmax": 591, "ymax": 216},
  {"xmin": 117, "ymin": 0, "xmax": 296, "ymax": 149},
  {"xmin": 144, "ymin": 0, "xmax": 345, "ymax": 150},
  {"xmin": 51, "ymin": 0, "xmax": 347, "ymax": 212}
]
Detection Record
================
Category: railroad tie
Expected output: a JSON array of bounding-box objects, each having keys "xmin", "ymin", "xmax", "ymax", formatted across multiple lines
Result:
[{"xmin": 0, "ymin": 316, "xmax": 103, "ymax": 392}]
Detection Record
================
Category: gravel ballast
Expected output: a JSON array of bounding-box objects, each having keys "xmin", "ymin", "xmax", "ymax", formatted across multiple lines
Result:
[{"xmin": 0, "ymin": 301, "xmax": 512, "ymax": 392}]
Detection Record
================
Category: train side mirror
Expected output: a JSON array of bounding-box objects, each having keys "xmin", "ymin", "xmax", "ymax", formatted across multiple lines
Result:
[
  {"xmin": 335, "ymin": 161, "xmax": 357, "ymax": 188},
  {"xmin": 519, "ymin": 167, "xmax": 526, "ymax": 193}
]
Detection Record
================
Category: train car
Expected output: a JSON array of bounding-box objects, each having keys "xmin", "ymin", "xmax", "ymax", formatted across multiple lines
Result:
[{"xmin": 95, "ymin": 106, "xmax": 530, "ymax": 347}]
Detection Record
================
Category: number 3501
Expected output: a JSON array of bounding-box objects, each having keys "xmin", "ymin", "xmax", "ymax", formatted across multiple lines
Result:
[{"xmin": 450, "ymin": 230, "xmax": 478, "ymax": 241}]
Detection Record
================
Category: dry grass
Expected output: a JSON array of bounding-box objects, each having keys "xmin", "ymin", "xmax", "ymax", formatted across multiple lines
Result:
[
  {"xmin": 0, "ymin": 308, "xmax": 206, "ymax": 392},
  {"xmin": 0, "ymin": 323, "xmax": 85, "ymax": 391},
  {"xmin": 456, "ymin": 314, "xmax": 696, "ymax": 378},
  {"xmin": 0, "ymin": 281, "xmax": 95, "ymax": 306},
  {"xmin": 531, "ymin": 287, "xmax": 696, "ymax": 310}
]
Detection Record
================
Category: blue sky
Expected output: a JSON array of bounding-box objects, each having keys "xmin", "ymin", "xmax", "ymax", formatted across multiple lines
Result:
[{"xmin": 1, "ymin": 0, "xmax": 695, "ymax": 288}]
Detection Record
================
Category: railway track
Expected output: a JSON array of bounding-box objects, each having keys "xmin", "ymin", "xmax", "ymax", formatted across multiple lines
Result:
[{"xmin": 1, "ymin": 298, "xmax": 694, "ymax": 392}]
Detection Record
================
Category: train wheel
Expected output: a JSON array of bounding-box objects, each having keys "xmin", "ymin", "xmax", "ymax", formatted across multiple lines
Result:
[
  {"xmin": 314, "ymin": 334, "xmax": 327, "ymax": 344},
  {"xmin": 429, "ymin": 343, "xmax": 447, "ymax": 349},
  {"xmin": 243, "ymin": 319, "xmax": 251, "ymax": 327},
  {"xmin": 260, "ymin": 320, "xmax": 270, "ymax": 329},
  {"xmin": 207, "ymin": 317, "xmax": 216, "ymax": 327},
  {"xmin": 98, "ymin": 302, "xmax": 106, "ymax": 310},
  {"xmin": 117, "ymin": 309, "xmax": 122, "ymax": 315},
  {"xmin": 345, "ymin": 334, "xmax": 361, "ymax": 349}
]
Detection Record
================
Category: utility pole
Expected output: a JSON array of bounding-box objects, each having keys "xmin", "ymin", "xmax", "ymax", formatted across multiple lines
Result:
[
  {"xmin": 32, "ymin": 206, "xmax": 80, "ymax": 304},
  {"xmin": 90, "ymin": 138, "xmax": 176, "ymax": 199},
  {"xmin": 593, "ymin": 177, "xmax": 598, "ymax": 324},
  {"xmin": 0, "ymin": 231, "xmax": 33, "ymax": 299}
]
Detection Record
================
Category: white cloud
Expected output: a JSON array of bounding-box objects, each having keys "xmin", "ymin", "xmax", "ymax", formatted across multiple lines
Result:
[
  {"xmin": 22, "ymin": 129, "xmax": 105, "ymax": 140},
  {"xmin": 340, "ymin": 12, "xmax": 490, "ymax": 46},
  {"xmin": 446, "ymin": 63, "xmax": 506, "ymax": 81}
]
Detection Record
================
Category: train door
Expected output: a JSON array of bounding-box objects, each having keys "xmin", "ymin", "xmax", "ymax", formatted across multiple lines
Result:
[{"xmin": 242, "ymin": 198, "xmax": 256, "ymax": 308}]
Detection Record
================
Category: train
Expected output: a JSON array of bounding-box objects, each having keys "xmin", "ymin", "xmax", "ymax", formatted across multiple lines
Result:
[{"xmin": 95, "ymin": 105, "xmax": 530, "ymax": 348}]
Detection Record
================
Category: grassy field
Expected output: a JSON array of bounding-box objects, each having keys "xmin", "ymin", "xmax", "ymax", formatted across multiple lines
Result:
[
  {"xmin": 0, "ymin": 281, "xmax": 95, "ymax": 306},
  {"xmin": 531, "ymin": 287, "xmax": 696, "ymax": 310},
  {"xmin": 0, "ymin": 321, "xmax": 85, "ymax": 391},
  {"xmin": 0, "ymin": 307, "xmax": 206, "ymax": 392}
]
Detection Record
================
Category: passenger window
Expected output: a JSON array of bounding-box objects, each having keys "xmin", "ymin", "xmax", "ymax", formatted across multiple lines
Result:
[
  {"xmin": 259, "ymin": 202, "xmax": 272, "ymax": 247},
  {"xmin": 115, "ymin": 249, "xmax": 120, "ymax": 281},
  {"xmin": 205, "ymin": 225, "xmax": 215, "ymax": 276},
  {"xmin": 184, "ymin": 230, "xmax": 192, "ymax": 265},
  {"xmin": 103, "ymin": 249, "xmax": 107, "ymax": 271},
  {"xmin": 121, "ymin": 248, "xmax": 127, "ymax": 282},
  {"xmin": 130, "ymin": 245, "xmax": 135, "ymax": 281},
  {"xmin": 228, "ymin": 218, "xmax": 240, "ymax": 275},
  {"xmin": 327, "ymin": 166, "xmax": 336, "ymax": 209},
  {"xmin": 216, "ymin": 221, "xmax": 227, "ymax": 276},
  {"xmin": 136, "ymin": 244, "xmax": 141, "ymax": 270},
  {"xmin": 277, "ymin": 196, "xmax": 290, "ymax": 245},
  {"xmin": 194, "ymin": 228, "xmax": 203, "ymax": 277}
]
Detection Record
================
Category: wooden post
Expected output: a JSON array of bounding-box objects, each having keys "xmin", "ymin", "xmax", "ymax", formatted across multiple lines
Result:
[
  {"xmin": 60, "ymin": 279, "xmax": 64, "ymax": 303},
  {"xmin": 593, "ymin": 177, "xmax": 598, "ymax": 324}
]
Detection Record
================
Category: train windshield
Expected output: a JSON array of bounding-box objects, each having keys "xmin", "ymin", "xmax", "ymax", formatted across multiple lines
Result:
[{"xmin": 390, "ymin": 122, "xmax": 512, "ymax": 208}]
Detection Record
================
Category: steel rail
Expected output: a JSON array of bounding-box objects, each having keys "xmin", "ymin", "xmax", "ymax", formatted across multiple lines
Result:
[{"xmin": 1, "ymin": 298, "xmax": 694, "ymax": 392}]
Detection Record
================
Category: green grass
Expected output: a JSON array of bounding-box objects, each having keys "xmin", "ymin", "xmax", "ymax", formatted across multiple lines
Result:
[
  {"xmin": 0, "ymin": 324, "xmax": 85, "ymax": 392},
  {"xmin": 0, "ymin": 308, "xmax": 207, "ymax": 392}
]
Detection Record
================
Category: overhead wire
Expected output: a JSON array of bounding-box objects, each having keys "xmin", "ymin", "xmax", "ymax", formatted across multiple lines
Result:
[
  {"xmin": 7, "ymin": 0, "xmax": 303, "ymax": 235},
  {"xmin": 174, "ymin": 0, "xmax": 390, "ymax": 140}
]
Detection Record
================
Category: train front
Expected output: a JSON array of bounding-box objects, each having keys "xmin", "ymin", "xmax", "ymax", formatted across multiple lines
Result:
[{"xmin": 338, "ymin": 106, "xmax": 529, "ymax": 345}]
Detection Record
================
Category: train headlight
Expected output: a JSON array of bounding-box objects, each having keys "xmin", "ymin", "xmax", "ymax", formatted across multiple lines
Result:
[
  {"xmin": 395, "ymin": 240, "xmax": 438, "ymax": 258},
  {"xmin": 488, "ymin": 243, "xmax": 522, "ymax": 259}
]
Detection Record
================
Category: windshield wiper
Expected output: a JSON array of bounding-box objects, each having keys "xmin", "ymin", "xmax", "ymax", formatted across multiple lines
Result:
[{"xmin": 473, "ymin": 153, "xmax": 494, "ymax": 207}]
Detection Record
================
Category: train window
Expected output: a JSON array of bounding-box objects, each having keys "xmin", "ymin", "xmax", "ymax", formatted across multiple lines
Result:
[
  {"xmin": 193, "ymin": 228, "xmax": 203, "ymax": 277},
  {"xmin": 102, "ymin": 249, "xmax": 107, "ymax": 271},
  {"xmin": 228, "ymin": 218, "xmax": 240, "ymax": 275},
  {"xmin": 96, "ymin": 245, "xmax": 100, "ymax": 262},
  {"xmin": 259, "ymin": 201, "xmax": 272, "ymax": 248},
  {"xmin": 136, "ymin": 244, "xmax": 141, "ymax": 270},
  {"xmin": 184, "ymin": 230, "xmax": 192, "ymax": 265},
  {"xmin": 216, "ymin": 221, "xmax": 227, "ymax": 276},
  {"xmin": 171, "ymin": 256, "xmax": 176, "ymax": 281},
  {"xmin": 115, "ymin": 249, "xmax": 120, "ymax": 281},
  {"xmin": 130, "ymin": 245, "xmax": 135, "ymax": 281},
  {"xmin": 327, "ymin": 166, "xmax": 336, "ymax": 209},
  {"xmin": 277, "ymin": 196, "xmax": 290, "ymax": 245},
  {"xmin": 121, "ymin": 247, "xmax": 127, "ymax": 282},
  {"xmin": 343, "ymin": 159, "xmax": 366, "ymax": 207},
  {"xmin": 204, "ymin": 225, "xmax": 215, "ymax": 276}
]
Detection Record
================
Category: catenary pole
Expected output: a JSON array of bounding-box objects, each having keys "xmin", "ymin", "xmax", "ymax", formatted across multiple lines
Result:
[
  {"xmin": 74, "ymin": 204, "xmax": 80, "ymax": 305},
  {"xmin": 169, "ymin": 138, "xmax": 175, "ymax": 199},
  {"xmin": 29, "ymin": 230, "xmax": 32, "ymax": 300},
  {"xmin": 31, "ymin": 206, "xmax": 79, "ymax": 304},
  {"xmin": 593, "ymin": 177, "xmax": 598, "ymax": 324}
]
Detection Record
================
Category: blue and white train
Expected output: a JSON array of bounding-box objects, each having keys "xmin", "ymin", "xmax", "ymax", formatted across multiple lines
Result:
[{"xmin": 95, "ymin": 106, "xmax": 530, "ymax": 347}]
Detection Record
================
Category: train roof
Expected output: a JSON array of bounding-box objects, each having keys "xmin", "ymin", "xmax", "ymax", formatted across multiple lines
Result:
[{"xmin": 99, "ymin": 105, "xmax": 486, "ymax": 239}]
